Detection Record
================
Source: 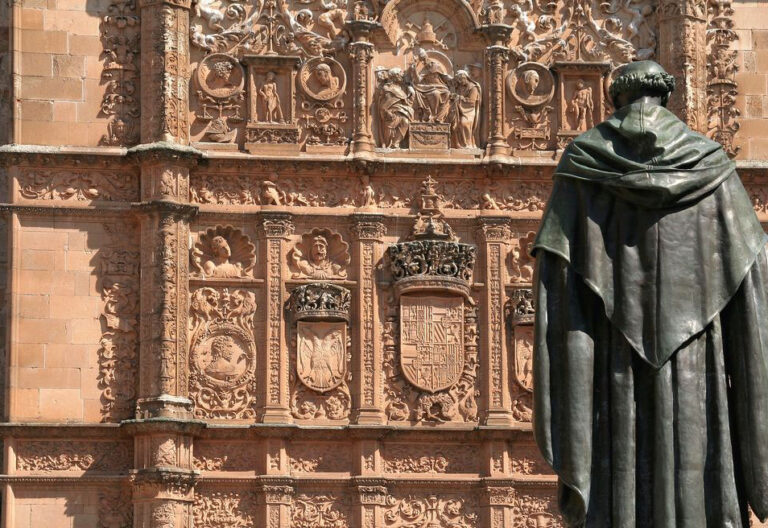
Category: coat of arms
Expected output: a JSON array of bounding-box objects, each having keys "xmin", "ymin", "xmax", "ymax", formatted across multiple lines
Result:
[
  {"xmin": 400, "ymin": 295, "xmax": 464, "ymax": 393},
  {"xmin": 296, "ymin": 321, "xmax": 347, "ymax": 393}
]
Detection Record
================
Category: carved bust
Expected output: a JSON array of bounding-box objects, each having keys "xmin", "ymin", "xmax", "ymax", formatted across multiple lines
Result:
[
  {"xmin": 192, "ymin": 225, "xmax": 256, "ymax": 279},
  {"xmin": 289, "ymin": 228, "xmax": 350, "ymax": 279}
]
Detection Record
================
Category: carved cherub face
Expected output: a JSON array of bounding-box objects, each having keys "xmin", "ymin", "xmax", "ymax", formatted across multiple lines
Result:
[
  {"xmin": 310, "ymin": 236, "xmax": 328, "ymax": 264},
  {"xmin": 314, "ymin": 64, "xmax": 332, "ymax": 87},
  {"xmin": 523, "ymin": 70, "xmax": 540, "ymax": 94},
  {"xmin": 210, "ymin": 335, "xmax": 236, "ymax": 362},
  {"xmin": 211, "ymin": 236, "xmax": 232, "ymax": 259}
]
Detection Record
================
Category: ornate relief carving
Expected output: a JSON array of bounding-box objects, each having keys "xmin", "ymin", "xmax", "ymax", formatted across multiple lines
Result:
[
  {"xmin": 706, "ymin": 0, "xmax": 739, "ymax": 157},
  {"xmin": 292, "ymin": 494, "xmax": 349, "ymax": 528},
  {"xmin": 289, "ymin": 228, "xmax": 350, "ymax": 279},
  {"xmin": 289, "ymin": 442, "xmax": 350, "ymax": 473},
  {"xmin": 196, "ymin": 53, "xmax": 246, "ymax": 143},
  {"xmin": 288, "ymin": 283, "xmax": 352, "ymax": 420},
  {"xmin": 510, "ymin": 231, "xmax": 536, "ymax": 283},
  {"xmin": 17, "ymin": 170, "xmax": 139, "ymax": 202},
  {"xmin": 382, "ymin": 443, "xmax": 477, "ymax": 473},
  {"xmin": 100, "ymin": 0, "xmax": 140, "ymax": 146},
  {"xmin": 193, "ymin": 490, "xmax": 256, "ymax": 527},
  {"xmin": 384, "ymin": 494, "xmax": 478, "ymax": 527},
  {"xmin": 99, "ymin": 245, "xmax": 140, "ymax": 422},
  {"xmin": 98, "ymin": 486, "xmax": 133, "ymax": 528},
  {"xmin": 16, "ymin": 441, "xmax": 131, "ymax": 472},
  {"xmin": 507, "ymin": 288, "xmax": 535, "ymax": 421},
  {"xmin": 193, "ymin": 441, "xmax": 258, "ymax": 471},
  {"xmin": 191, "ymin": 225, "xmax": 256, "ymax": 278},
  {"xmin": 189, "ymin": 287, "xmax": 258, "ymax": 418},
  {"xmin": 510, "ymin": 490, "xmax": 563, "ymax": 528}
]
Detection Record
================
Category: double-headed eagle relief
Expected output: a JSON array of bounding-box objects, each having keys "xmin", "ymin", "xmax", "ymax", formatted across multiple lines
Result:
[{"xmin": 188, "ymin": 0, "xmax": 665, "ymax": 155}]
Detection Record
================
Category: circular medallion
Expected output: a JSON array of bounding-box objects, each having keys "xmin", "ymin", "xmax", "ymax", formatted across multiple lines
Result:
[
  {"xmin": 506, "ymin": 62, "xmax": 555, "ymax": 107},
  {"xmin": 191, "ymin": 323, "xmax": 256, "ymax": 390},
  {"xmin": 197, "ymin": 53, "xmax": 245, "ymax": 99},
  {"xmin": 299, "ymin": 57, "xmax": 346, "ymax": 101}
]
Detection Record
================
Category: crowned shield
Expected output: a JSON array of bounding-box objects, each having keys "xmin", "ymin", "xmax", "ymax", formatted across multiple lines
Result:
[
  {"xmin": 400, "ymin": 295, "xmax": 464, "ymax": 393},
  {"xmin": 513, "ymin": 326, "xmax": 534, "ymax": 393},
  {"xmin": 296, "ymin": 321, "xmax": 347, "ymax": 393}
]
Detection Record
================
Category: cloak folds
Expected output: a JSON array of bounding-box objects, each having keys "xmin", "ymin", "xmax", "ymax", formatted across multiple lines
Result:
[{"xmin": 532, "ymin": 102, "xmax": 768, "ymax": 527}]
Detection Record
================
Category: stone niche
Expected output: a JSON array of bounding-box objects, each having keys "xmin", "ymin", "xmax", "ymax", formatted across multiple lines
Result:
[{"xmin": 383, "ymin": 176, "xmax": 479, "ymax": 424}]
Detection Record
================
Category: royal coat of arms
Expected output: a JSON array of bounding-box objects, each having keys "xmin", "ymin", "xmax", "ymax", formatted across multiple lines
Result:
[
  {"xmin": 400, "ymin": 295, "xmax": 464, "ymax": 393},
  {"xmin": 296, "ymin": 321, "xmax": 347, "ymax": 393}
]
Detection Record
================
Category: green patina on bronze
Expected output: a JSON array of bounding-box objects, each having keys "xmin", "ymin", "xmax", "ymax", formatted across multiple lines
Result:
[{"xmin": 532, "ymin": 61, "xmax": 768, "ymax": 527}]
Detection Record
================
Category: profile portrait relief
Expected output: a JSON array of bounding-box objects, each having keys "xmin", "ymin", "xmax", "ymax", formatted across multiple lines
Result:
[{"xmin": 300, "ymin": 58, "xmax": 345, "ymax": 101}]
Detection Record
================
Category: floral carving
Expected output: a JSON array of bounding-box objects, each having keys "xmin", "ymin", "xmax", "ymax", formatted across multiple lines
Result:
[
  {"xmin": 292, "ymin": 494, "xmax": 349, "ymax": 528},
  {"xmin": 98, "ymin": 486, "xmax": 133, "ymax": 528},
  {"xmin": 100, "ymin": 0, "xmax": 140, "ymax": 145},
  {"xmin": 289, "ymin": 228, "xmax": 350, "ymax": 279},
  {"xmin": 191, "ymin": 225, "xmax": 256, "ymax": 278},
  {"xmin": 193, "ymin": 441, "xmax": 258, "ymax": 471},
  {"xmin": 189, "ymin": 287, "xmax": 258, "ymax": 419},
  {"xmin": 510, "ymin": 491, "xmax": 563, "ymax": 528},
  {"xmin": 193, "ymin": 490, "xmax": 256, "ymax": 527},
  {"xmin": 706, "ymin": 0, "xmax": 740, "ymax": 157},
  {"xmin": 16, "ymin": 441, "xmax": 131, "ymax": 472},
  {"xmin": 17, "ymin": 170, "xmax": 139, "ymax": 202},
  {"xmin": 382, "ymin": 444, "xmax": 477, "ymax": 473},
  {"xmin": 384, "ymin": 494, "xmax": 477, "ymax": 527},
  {"xmin": 98, "ymin": 246, "xmax": 140, "ymax": 422}
]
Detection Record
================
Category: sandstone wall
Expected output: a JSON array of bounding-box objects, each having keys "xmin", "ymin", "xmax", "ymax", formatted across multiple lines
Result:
[{"xmin": 734, "ymin": 0, "xmax": 768, "ymax": 159}]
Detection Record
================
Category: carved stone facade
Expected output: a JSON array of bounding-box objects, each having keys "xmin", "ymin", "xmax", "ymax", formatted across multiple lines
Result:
[{"xmin": 0, "ymin": 0, "xmax": 763, "ymax": 526}]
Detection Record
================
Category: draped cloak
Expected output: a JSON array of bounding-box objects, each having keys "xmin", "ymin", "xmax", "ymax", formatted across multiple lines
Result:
[{"xmin": 532, "ymin": 101, "xmax": 768, "ymax": 527}]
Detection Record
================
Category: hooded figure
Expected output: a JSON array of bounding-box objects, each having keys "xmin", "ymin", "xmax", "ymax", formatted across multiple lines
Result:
[{"xmin": 532, "ymin": 60, "xmax": 768, "ymax": 527}]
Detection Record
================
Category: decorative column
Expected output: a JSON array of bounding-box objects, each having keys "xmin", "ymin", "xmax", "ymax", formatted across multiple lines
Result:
[
  {"xmin": 346, "ymin": 20, "xmax": 380, "ymax": 157},
  {"xmin": 139, "ymin": 0, "xmax": 191, "ymax": 144},
  {"xmin": 657, "ymin": 0, "xmax": 708, "ymax": 132},
  {"xmin": 483, "ymin": 486, "xmax": 515, "ymax": 528},
  {"xmin": 259, "ymin": 482, "xmax": 295, "ymax": 528},
  {"xmin": 481, "ymin": 25, "xmax": 513, "ymax": 161},
  {"xmin": 355, "ymin": 484, "xmax": 388, "ymax": 528},
  {"xmin": 349, "ymin": 214, "xmax": 387, "ymax": 424},
  {"xmin": 476, "ymin": 217, "xmax": 514, "ymax": 425},
  {"xmin": 259, "ymin": 212, "xmax": 294, "ymax": 423}
]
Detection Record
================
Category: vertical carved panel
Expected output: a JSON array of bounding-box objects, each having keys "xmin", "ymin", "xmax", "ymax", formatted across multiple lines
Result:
[{"xmin": 706, "ymin": 0, "xmax": 740, "ymax": 157}]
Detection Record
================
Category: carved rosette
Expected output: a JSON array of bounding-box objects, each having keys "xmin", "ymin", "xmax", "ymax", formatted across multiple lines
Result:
[
  {"xmin": 288, "ymin": 283, "xmax": 352, "ymax": 420},
  {"xmin": 189, "ymin": 287, "xmax": 258, "ymax": 419}
]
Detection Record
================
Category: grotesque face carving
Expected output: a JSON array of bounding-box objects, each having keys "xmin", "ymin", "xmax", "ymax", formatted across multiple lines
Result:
[{"xmin": 310, "ymin": 236, "xmax": 328, "ymax": 265}]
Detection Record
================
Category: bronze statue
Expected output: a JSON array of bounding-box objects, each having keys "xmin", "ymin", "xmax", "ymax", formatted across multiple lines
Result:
[{"xmin": 533, "ymin": 61, "xmax": 768, "ymax": 527}]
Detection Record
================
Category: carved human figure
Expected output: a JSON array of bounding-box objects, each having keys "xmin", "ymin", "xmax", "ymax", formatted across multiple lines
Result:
[
  {"xmin": 410, "ymin": 49, "xmax": 452, "ymax": 123},
  {"xmin": 451, "ymin": 70, "xmax": 481, "ymax": 149},
  {"xmin": 482, "ymin": 0, "xmax": 506, "ymax": 25},
  {"xmin": 203, "ymin": 236, "xmax": 243, "ymax": 277},
  {"xmin": 317, "ymin": 0, "xmax": 346, "ymax": 38},
  {"xmin": 292, "ymin": 235, "xmax": 346, "ymax": 278},
  {"xmin": 259, "ymin": 72, "xmax": 284, "ymax": 123},
  {"xmin": 308, "ymin": 62, "xmax": 340, "ymax": 99},
  {"xmin": 360, "ymin": 174, "xmax": 375, "ymax": 207},
  {"xmin": 568, "ymin": 80, "xmax": 594, "ymax": 131},
  {"xmin": 534, "ymin": 61, "xmax": 768, "ymax": 527},
  {"xmin": 208, "ymin": 60, "xmax": 235, "ymax": 90},
  {"xmin": 376, "ymin": 67, "xmax": 415, "ymax": 148},
  {"xmin": 523, "ymin": 70, "xmax": 540, "ymax": 95},
  {"xmin": 205, "ymin": 335, "xmax": 240, "ymax": 381},
  {"xmin": 260, "ymin": 174, "xmax": 284, "ymax": 205}
]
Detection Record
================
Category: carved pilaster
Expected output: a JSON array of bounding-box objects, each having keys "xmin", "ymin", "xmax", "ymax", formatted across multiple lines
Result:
[
  {"xmin": 483, "ymin": 486, "xmax": 515, "ymax": 528},
  {"xmin": 658, "ymin": 0, "xmax": 708, "ymax": 132},
  {"xmin": 706, "ymin": 0, "xmax": 740, "ymax": 157},
  {"xmin": 485, "ymin": 45, "xmax": 512, "ymax": 160},
  {"xmin": 259, "ymin": 482, "xmax": 295, "ymax": 528},
  {"xmin": 476, "ymin": 218, "xmax": 514, "ymax": 425},
  {"xmin": 259, "ymin": 213, "xmax": 295, "ymax": 423},
  {"xmin": 348, "ymin": 41, "xmax": 376, "ymax": 157},
  {"xmin": 349, "ymin": 214, "xmax": 387, "ymax": 424},
  {"xmin": 139, "ymin": 0, "xmax": 191, "ymax": 144},
  {"xmin": 355, "ymin": 484, "xmax": 387, "ymax": 528}
]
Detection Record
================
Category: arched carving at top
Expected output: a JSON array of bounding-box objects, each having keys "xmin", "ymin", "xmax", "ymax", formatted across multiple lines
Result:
[{"xmin": 380, "ymin": 0, "xmax": 484, "ymax": 51}]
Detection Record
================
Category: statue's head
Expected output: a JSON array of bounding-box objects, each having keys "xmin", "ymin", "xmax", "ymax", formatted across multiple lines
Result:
[
  {"xmin": 522, "ymin": 70, "xmax": 540, "ymax": 94},
  {"xmin": 210, "ymin": 335, "xmax": 235, "ymax": 362},
  {"xmin": 609, "ymin": 60, "xmax": 676, "ymax": 109},
  {"xmin": 310, "ymin": 235, "xmax": 328, "ymax": 264},
  {"xmin": 211, "ymin": 235, "xmax": 231, "ymax": 259},
  {"xmin": 314, "ymin": 63, "xmax": 332, "ymax": 87}
]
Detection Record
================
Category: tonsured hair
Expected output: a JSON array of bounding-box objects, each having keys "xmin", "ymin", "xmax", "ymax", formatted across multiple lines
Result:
[{"xmin": 609, "ymin": 71, "xmax": 676, "ymax": 106}]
